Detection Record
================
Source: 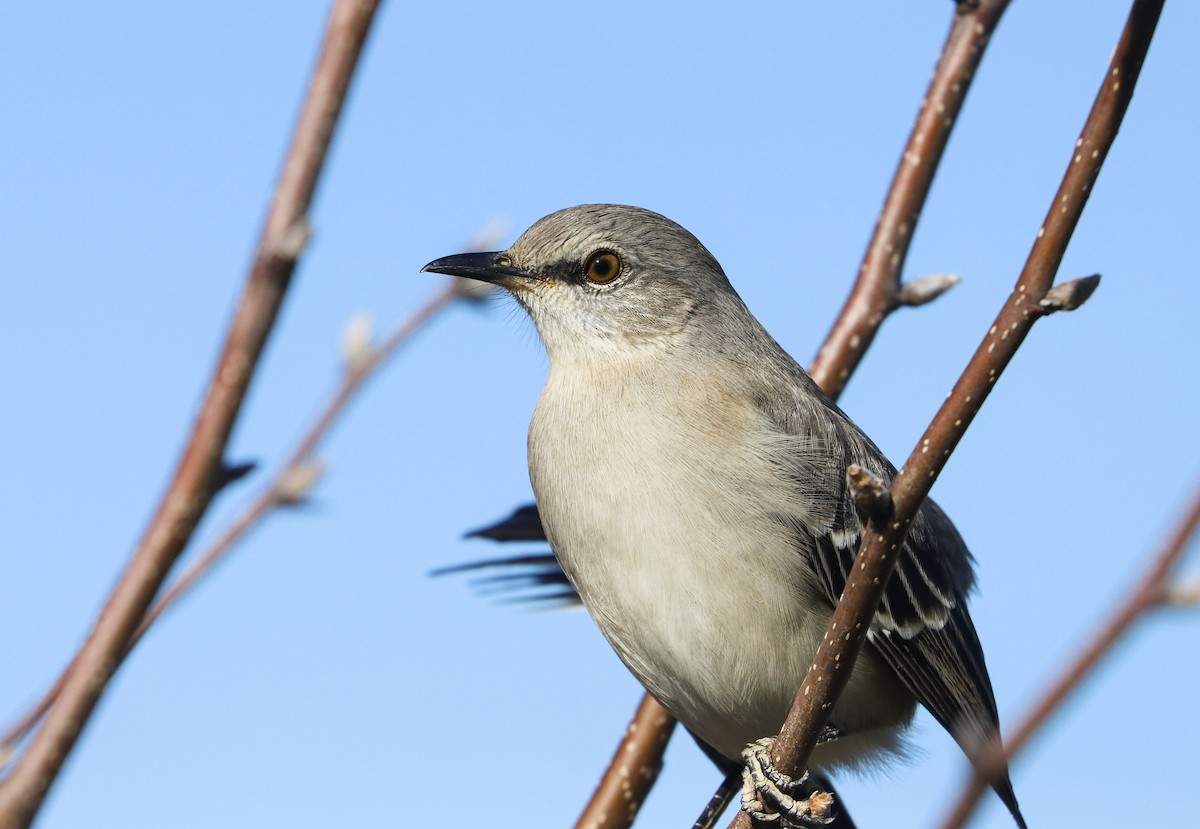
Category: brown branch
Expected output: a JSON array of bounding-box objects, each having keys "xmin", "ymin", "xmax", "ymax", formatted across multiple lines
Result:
[
  {"xmin": 730, "ymin": 2, "xmax": 1161, "ymax": 826},
  {"xmin": 575, "ymin": 5, "xmax": 1012, "ymax": 828},
  {"xmin": 573, "ymin": 694, "xmax": 676, "ymax": 829},
  {"xmin": 937, "ymin": 477, "xmax": 1199, "ymax": 829},
  {"xmin": 1, "ymin": 261, "xmax": 494, "ymax": 764},
  {"xmin": 0, "ymin": 4, "xmax": 382, "ymax": 826},
  {"xmin": 807, "ymin": 0, "xmax": 1011, "ymax": 399}
]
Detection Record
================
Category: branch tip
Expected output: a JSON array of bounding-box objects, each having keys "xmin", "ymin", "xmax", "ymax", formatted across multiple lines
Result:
[
  {"xmin": 274, "ymin": 460, "xmax": 326, "ymax": 505},
  {"xmin": 341, "ymin": 312, "xmax": 376, "ymax": 374},
  {"xmin": 1160, "ymin": 580, "xmax": 1200, "ymax": 607},
  {"xmin": 1038, "ymin": 274, "xmax": 1101, "ymax": 314},
  {"xmin": 898, "ymin": 273, "xmax": 961, "ymax": 307},
  {"xmin": 847, "ymin": 465, "xmax": 894, "ymax": 525}
]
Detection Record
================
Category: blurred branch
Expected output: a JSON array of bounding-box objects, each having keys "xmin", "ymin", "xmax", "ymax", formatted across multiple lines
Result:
[
  {"xmin": 807, "ymin": 0, "xmax": 1010, "ymax": 399},
  {"xmin": 0, "ymin": 276, "xmax": 484, "ymax": 763},
  {"xmin": 938, "ymin": 477, "xmax": 1199, "ymax": 829},
  {"xmin": 577, "ymin": 4, "xmax": 1011, "ymax": 828},
  {"xmin": 0, "ymin": 3, "xmax": 382, "ymax": 825},
  {"xmin": 730, "ymin": 2, "xmax": 1161, "ymax": 826}
]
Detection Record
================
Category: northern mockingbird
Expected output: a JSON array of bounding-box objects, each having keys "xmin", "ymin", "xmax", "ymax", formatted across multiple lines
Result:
[{"xmin": 424, "ymin": 204, "xmax": 1024, "ymax": 828}]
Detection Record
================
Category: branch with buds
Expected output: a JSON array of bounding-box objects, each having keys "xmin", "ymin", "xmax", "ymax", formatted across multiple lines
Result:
[
  {"xmin": 730, "ymin": 2, "xmax": 1162, "ymax": 827},
  {"xmin": 0, "ymin": 5, "xmax": 383, "ymax": 826}
]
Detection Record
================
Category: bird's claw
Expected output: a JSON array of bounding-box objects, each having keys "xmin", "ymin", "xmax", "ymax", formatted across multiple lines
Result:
[{"xmin": 740, "ymin": 738, "xmax": 835, "ymax": 827}]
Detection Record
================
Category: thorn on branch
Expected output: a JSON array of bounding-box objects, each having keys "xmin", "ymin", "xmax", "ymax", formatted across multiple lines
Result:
[
  {"xmin": 898, "ymin": 273, "xmax": 961, "ymax": 307},
  {"xmin": 847, "ymin": 465, "xmax": 894, "ymax": 526},
  {"xmin": 274, "ymin": 460, "xmax": 325, "ymax": 506},
  {"xmin": 1037, "ymin": 274, "xmax": 1101, "ymax": 314}
]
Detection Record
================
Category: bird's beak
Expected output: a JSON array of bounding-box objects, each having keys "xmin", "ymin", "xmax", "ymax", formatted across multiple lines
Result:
[{"xmin": 420, "ymin": 251, "xmax": 528, "ymax": 286}]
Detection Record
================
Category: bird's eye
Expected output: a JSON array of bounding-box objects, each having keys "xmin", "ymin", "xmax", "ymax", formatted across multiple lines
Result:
[{"xmin": 584, "ymin": 251, "xmax": 622, "ymax": 284}]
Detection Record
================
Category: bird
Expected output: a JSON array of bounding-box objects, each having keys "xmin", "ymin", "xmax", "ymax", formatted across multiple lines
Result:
[{"xmin": 423, "ymin": 204, "xmax": 1025, "ymax": 827}]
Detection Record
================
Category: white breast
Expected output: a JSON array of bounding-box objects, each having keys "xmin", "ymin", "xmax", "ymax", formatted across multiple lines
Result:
[
  {"xmin": 531, "ymin": 354, "xmax": 850, "ymax": 758},
  {"xmin": 526, "ymin": 349, "xmax": 916, "ymax": 768}
]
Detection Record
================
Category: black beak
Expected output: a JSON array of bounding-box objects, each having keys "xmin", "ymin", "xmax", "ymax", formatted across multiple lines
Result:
[{"xmin": 420, "ymin": 251, "xmax": 527, "ymax": 285}]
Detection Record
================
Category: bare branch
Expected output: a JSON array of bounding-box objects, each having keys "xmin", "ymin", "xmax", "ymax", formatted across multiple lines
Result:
[
  {"xmin": 0, "ymin": 278, "xmax": 470, "ymax": 765},
  {"xmin": 0, "ymin": 4, "xmax": 382, "ymax": 823},
  {"xmin": 730, "ymin": 2, "xmax": 1162, "ymax": 826},
  {"xmin": 573, "ymin": 695, "xmax": 676, "ymax": 829},
  {"xmin": 938, "ymin": 476, "xmax": 1199, "ymax": 829},
  {"xmin": 808, "ymin": 0, "xmax": 1011, "ymax": 399}
]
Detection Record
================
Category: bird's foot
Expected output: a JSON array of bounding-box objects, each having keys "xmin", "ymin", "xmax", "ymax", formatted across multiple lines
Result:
[{"xmin": 740, "ymin": 738, "xmax": 835, "ymax": 827}]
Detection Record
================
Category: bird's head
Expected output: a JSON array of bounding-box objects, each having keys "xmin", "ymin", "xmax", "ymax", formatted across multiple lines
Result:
[{"xmin": 422, "ymin": 204, "xmax": 739, "ymax": 361}]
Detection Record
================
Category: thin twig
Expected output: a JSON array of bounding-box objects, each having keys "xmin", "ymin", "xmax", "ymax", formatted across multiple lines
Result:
[
  {"xmin": 807, "ymin": 0, "xmax": 1010, "ymax": 399},
  {"xmin": 575, "ymin": 5, "xmax": 1012, "ymax": 828},
  {"xmin": 1, "ymin": 259, "xmax": 497, "ymax": 761},
  {"xmin": 730, "ymin": 2, "xmax": 1162, "ymax": 826},
  {"xmin": 0, "ymin": 4, "xmax": 382, "ymax": 826},
  {"xmin": 937, "ymin": 478, "xmax": 1200, "ymax": 829},
  {"xmin": 139, "ymin": 283, "xmax": 468, "ymax": 637}
]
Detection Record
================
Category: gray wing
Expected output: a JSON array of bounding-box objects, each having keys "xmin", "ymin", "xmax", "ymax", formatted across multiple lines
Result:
[
  {"xmin": 806, "ymin": 493, "xmax": 1002, "ymax": 758},
  {"xmin": 756, "ymin": 371, "xmax": 1023, "ymax": 825},
  {"xmin": 757, "ymin": 375, "xmax": 1004, "ymax": 760},
  {"xmin": 806, "ymin": 477, "xmax": 1025, "ymax": 824}
]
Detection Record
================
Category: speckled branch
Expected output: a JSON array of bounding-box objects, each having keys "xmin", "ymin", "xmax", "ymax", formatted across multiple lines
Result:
[
  {"xmin": 938, "ymin": 476, "xmax": 1200, "ymax": 829},
  {"xmin": 730, "ymin": 3, "xmax": 1162, "ymax": 827},
  {"xmin": 0, "ymin": 3, "xmax": 382, "ymax": 826},
  {"xmin": 572, "ymin": 694, "xmax": 677, "ymax": 829},
  {"xmin": 807, "ymin": 0, "xmax": 1010, "ymax": 399}
]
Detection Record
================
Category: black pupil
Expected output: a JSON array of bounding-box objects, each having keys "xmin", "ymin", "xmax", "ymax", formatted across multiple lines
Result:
[{"xmin": 592, "ymin": 256, "xmax": 613, "ymax": 277}]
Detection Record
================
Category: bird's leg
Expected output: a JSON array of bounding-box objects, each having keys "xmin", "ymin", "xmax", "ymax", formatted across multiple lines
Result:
[
  {"xmin": 691, "ymin": 771, "xmax": 741, "ymax": 829},
  {"xmin": 739, "ymin": 734, "xmax": 839, "ymax": 827}
]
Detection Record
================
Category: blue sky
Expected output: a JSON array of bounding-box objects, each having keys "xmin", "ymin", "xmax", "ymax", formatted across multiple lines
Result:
[{"xmin": 2, "ymin": 3, "xmax": 1198, "ymax": 827}]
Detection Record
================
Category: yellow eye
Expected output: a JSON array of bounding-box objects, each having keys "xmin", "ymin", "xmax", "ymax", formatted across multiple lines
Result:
[{"xmin": 584, "ymin": 251, "xmax": 622, "ymax": 284}]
